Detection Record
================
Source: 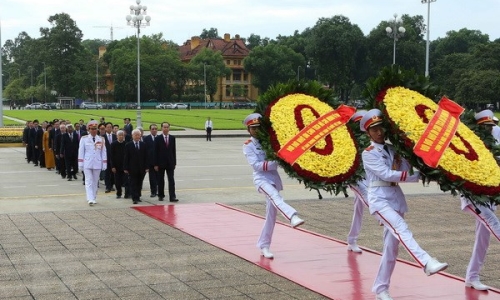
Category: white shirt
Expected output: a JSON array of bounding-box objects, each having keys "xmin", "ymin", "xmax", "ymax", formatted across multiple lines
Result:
[{"xmin": 205, "ymin": 120, "xmax": 213, "ymax": 130}]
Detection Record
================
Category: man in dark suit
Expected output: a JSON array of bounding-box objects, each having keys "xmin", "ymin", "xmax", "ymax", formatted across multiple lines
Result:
[
  {"xmin": 55, "ymin": 124, "xmax": 67, "ymax": 179},
  {"xmin": 29, "ymin": 119, "xmax": 42, "ymax": 166},
  {"xmin": 110, "ymin": 130, "xmax": 128, "ymax": 199},
  {"xmin": 60, "ymin": 124, "xmax": 79, "ymax": 181},
  {"xmin": 123, "ymin": 129, "xmax": 148, "ymax": 204},
  {"xmin": 123, "ymin": 118, "xmax": 133, "ymax": 136},
  {"xmin": 102, "ymin": 122, "xmax": 116, "ymax": 193},
  {"xmin": 23, "ymin": 121, "xmax": 33, "ymax": 163},
  {"xmin": 154, "ymin": 122, "xmax": 178, "ymax": 202},
  {"xmin": 50, "ymin": 120, "xmax": 61, "ymax": 173},
  {"xmin": 145, "ymin": 123, "xmax": 159, "ymax": 197}
]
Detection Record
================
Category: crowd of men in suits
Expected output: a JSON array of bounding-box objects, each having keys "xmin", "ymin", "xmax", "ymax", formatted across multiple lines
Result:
[{"xmin": 22, "ymin": 117, "xmax": 178, "ymax": 205}]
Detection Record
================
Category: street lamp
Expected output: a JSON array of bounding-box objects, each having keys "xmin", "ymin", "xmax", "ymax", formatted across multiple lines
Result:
[
  {"xmin": 96, "ymin": 60, "xmax": 99, "ymax": 103},
  {"xmin": 126, "ymin": 0, "xmax": 151, "ymax": 128},
  {"xmin": 385, "ymin": 13, "xmax": 406, "ymax": 65},
  {"xmin": 422, "ymin": 0, "xmax": 436, "ymax": 77},
  {"xmin": 297, "ymin": 66, "xmax": 301, "ymax": 81},
  {"xmin": 203, "ymin": 63, "xmax": 207, "ymax": 109}
]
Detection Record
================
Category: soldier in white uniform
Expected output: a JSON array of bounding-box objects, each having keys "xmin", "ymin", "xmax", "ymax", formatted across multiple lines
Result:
[
  {"xmin": 78, "ymin": 120, "xmax": 107, "ymax": 206},
  {"xmin": 242, "ymin": 113, "xmax": 304, "ymax": 259},
  {"xmin": 460, "ymin": 109, "xmax": 500, "ymax": 291},
  {"xmin": 360, "ymin": 109, "xmax": 448, "ymax": 300},
  {"xmin": 347, "ymin": 110, "xmax": 369, "ymax": 253}
]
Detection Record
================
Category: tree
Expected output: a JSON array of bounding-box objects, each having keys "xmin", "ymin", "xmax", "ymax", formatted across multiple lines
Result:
[
  {"xmin": 200, "ymin": 28, "xmax": 220, "ymax": 39},
  {"xmin": 243, "ymin": 44, "xmax": 304, "ymax": 93},
  {"xmin": 454, "ymin": 70, "xmax": 500, "ymax": 108},
  {"xmin": 306, "ymin": 15, "xmax": 366, "ymax": 101},
  {"xmin": 190, "ymin": 48, "xmax": 231, "ymax": 102},
  {"xmin": 245, "ymin": 33, "xmax": 270, "ymax": 49}
]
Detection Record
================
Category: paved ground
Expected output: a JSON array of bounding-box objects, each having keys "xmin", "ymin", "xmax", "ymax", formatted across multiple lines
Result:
[{"xmin": 0, "ymin": 132, "xmax": 499, "ymax": 299}]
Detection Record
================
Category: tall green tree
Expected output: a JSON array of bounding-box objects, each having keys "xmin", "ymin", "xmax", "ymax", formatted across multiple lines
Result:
[
  {"xmin": 306, "ymin": 15, "xmax": 366, "ymax": 102},
  {"xmin": 243, "ymin": 44, "xmax": 304, "ymax": 93},
  {"xmin": 190, "ymin": 48, "xmax": 230, "ymax": 102},
  {"xmin": 200, "ymin": 28, "xmax": 220, "ymax": 39}
]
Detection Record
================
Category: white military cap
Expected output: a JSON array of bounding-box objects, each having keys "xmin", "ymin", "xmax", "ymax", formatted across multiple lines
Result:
[
  {"xmin": 351, "ymin": 110, "xmax": 367, "ymax": 122},
  {"xmin": 475, "ymin": 110, "xmax": 495, "ymax": 125},
  {"xmin": 360, "ymin": 109, "xmax": 383, "ymax": 132},
  {"xmin": 243, "ymin": 113, "xmax": 262, "ymax": 127},
  {"xmin": 87, "ymin": 120, "xmax": 99, "ymax": 128}
]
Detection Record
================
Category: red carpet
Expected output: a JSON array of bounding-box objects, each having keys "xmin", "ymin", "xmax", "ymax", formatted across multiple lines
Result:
[{"xmin": 134, "ymin": 203, "xmax": 500, "ymax": 300}]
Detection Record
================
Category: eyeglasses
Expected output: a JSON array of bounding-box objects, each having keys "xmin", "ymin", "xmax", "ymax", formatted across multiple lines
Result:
[{"xmin": 89, "ymin": 128, "xmax": 97, "ymax": 130}]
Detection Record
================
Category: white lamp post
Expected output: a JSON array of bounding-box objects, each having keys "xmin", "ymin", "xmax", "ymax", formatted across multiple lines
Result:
[
  {"xmin": 96, "ymin": 60, "xmax": 99, "ymax": 103},
  {"xmin": 385, "ymin": 13, "xmax": 406, "ymax": 65},
  {"xmin": 297, "ymin": 66, "xmax": 301, "ymax": 81},
  {"xmin": 126, "ymin": 0, "xmax": 151, "ymax": 128},
  {"xmin": 422, "ymin": 0, "xmax": 436, "ymax": 77}
]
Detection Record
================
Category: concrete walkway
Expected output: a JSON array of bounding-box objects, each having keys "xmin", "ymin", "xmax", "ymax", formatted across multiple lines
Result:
[{"xmin": 0, "ymin": 134, "xmax": 499, "ymax": 299}]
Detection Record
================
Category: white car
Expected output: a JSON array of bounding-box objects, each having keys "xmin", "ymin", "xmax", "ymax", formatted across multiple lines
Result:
[
  {"xmin": 80, "ymin": 102, "xmax": 102, "ymax": 109},
  {"xmin": 156, "ymin": 103, "xmax": 173, "ymax": 109},
  {"xmin": 174, "ymin": 103, "xmax": 188, "ymax": 109},
  {"xmin": 25, "ymin": 103, "xmax": 43, "ymax": 110}
]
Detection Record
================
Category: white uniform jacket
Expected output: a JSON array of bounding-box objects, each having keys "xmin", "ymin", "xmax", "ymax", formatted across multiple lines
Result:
[
  {"xmin": 78, "ymin": 135, "xmax": 107, "ymax": 170},
  {"xmin": 243, "ymin": 137, "xmax": 283, "ymax": 191},
  {"xmin": 362, "ymin": 142, "xmax": 419, "ymax": 214}
]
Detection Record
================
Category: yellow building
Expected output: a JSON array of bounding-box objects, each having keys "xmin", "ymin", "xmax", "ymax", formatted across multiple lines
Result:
[{"xmin": 179, "ymin": 33, "xmax": 259, "ymax": 103}]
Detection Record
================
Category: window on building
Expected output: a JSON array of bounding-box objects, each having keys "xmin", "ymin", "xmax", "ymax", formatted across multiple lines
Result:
[
  {"xmin": 226, "ymin": 72, "xmax": 231, "ymax": 81},
  {"xmin": 243, "ymin": 72, "xmax": 248, "ymax": 82},
  {"xmin": 226, "ymin": 85, "xmax": 231, "ymax": 97},
  {"xmin": 233, "ymin": 70, "xmax": 242, "ymax": 82},
  {"xmin": 244, "ymin": 85, "xmax": 249, "ymax": 97},
  {"xmin": 226, "ymin": 60, "xmax": 231, "ymax": 65}
]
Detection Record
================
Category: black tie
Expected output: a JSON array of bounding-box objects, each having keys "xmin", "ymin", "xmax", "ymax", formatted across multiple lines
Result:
[
  {"xmin": 383, "ymin": 144, "xmax": 389, "ymax": 154},
  {"xmin": 135, "ymin": 142, "xmax": 139, "ymax": 150},
  {"xmin": 92, "ymin": 137, "xmax": 95, "ymax": 143}
]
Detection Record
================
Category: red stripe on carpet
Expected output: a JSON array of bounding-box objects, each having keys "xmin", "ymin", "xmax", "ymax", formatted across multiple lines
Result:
[{"xmin": 134, "ymin": 203, "xmax": 500, "ymax": 300}]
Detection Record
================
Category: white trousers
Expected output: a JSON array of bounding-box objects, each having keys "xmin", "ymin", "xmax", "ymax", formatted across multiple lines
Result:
[
  {"xmin": 83, "ymin": 168, "xmax": 101, "ymax": 202},
  {"xmin": 372, "ymin": 206, "xmax": 431, "ymax": 294},
  {"xmin": 348, "ymin": 184, "xmax": 369, "ymax": 245},
  {"xmin": 256, "ymin": 182, "xmax": 297, "ymax": 249},
  {"xmin": 463, "ymin": 204, "xmax": 500, "ymax": 282}
]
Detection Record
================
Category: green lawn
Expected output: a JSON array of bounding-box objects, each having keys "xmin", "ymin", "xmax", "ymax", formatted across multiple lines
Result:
[{"xmin": 3, "ymin": 108, "xmax": 255, "ymax": 130}]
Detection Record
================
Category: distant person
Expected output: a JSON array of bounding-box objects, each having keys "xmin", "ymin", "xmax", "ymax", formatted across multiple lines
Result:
[
  {"xmin": 42, "ymin": 123, "xmax": 55, "ymax": 170},
  {"xmin": 78, "ymin": 120, "xmax": 107, "ymax": 206},
  {"xmin": 154, "ymin": 122, "xmax": 178, "ymax": 202},
  {"xmin": 242, "ymin": 113, "xmax": 304, "ymax": 259},
  {"xmin": 60, "ymin": 124, "xmax": 79, "ymax": 181},
  {"xmin": 205, "ymin": 117, "xmax": 213, "ymax": 141},
  {"xmin": 110, "ymin": 130, "xmax": 128, "ymax": 199},
  {"xmin": 124, "ymin": 129, "xmax": 148, "ymax": 204},
  {"xmin": 124, "ymin": 118, "xmax": 133, "ymax": 137},
  {"xmin": 145, "ymin": 124, "xmax": 159, "ymax": 197}
]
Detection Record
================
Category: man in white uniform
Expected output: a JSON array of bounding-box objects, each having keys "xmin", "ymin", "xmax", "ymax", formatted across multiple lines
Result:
[
  {"xmin": 242, "ymin": 113, "xmax": 304, "ymax": 259},
  {"xmin": 460, "ymin": 109, "xmax": 500, "ymax": 291},
  {"xmin": 78, "ymin": 120, "xmax": 107, "ymax": 206},
  {"xmin": 360, "ymin": 109, "xmax": 448, "ymax": 300},
  {"xmin": 347, "ymin": 110, "xmax": 369, "ymax": 253}
]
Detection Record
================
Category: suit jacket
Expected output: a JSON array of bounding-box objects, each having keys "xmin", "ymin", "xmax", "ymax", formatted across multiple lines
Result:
[
  {"xmin": 30, "ymin": 126, "xmax": 43, "ymax": 147},
  {"xmin": 75, "ymin": 129, "xmax": 87, "ymax": 141},
  {"xmin": 144, "ymin": 134, "xmax": 156, "ymax": 167},
  {"xmin": 22, "ymin": 126, "xmax": 29, "ymax": 144},
  {"xmin": 123, "ymin": 140, "xmax": 147, "ymax": 173},
  {"xmin": 60, "ymin": 132, "xmax": 79, "ymax": 158},
  {"xmin": 124, "ymin": 123, "xmax": 133, "ymax": 136},
  {"xmin": 154, "ymin": 134, "xmax": 176, "ymax": 169},
  {"xmin": 110, "ymin": 140, "xmax": 126, "ymax": 171},
  {"xmin": 102, "ymin": 132, "xmax": 116, "ymax": 160}
]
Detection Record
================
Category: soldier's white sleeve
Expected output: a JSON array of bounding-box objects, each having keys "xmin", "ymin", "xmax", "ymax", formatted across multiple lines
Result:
[
  {"xmin": 102, "ymin": 143, "xmax": 107, "ymax": 170},
  {"xmin": 243, "ymin": 144, "xmax": 278, "ymax": 172},
  {"xmin": 78, "ymin": 137, "xmax": 85, "ymax": 169},
  {"xmin": 362, "ymin": 151, "xmax": 419, "ymax": 182}
]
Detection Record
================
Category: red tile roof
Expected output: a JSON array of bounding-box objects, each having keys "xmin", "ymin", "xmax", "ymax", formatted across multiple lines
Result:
[{"xmin": 179, "ymin": 36, "xmax": 250, "ymax": 61}]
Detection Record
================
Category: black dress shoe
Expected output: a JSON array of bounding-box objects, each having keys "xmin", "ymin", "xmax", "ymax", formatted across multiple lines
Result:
[
  {"xmin": 158, "ymin": 197, "xmax": 164, "ymax": 201},
  {"xmin": 137, "ymin": 199, "xmax": 142, "ymax": 202},
  {"xmin": 61, "ymin": 175, "xmax": 66, "ymax": 179},
  {"xmin": 34, "ymin": 164, "xmax": 38, "ymax": 167},
  {"xmin": 67, "ymin": 178, "xmax": 73, "ymax": 181},
  {"xmin": 124, "ymin": 195, "xmax": 130, "ymax": 199},
  {"xmin": 150, "ymin": 194, "xmax": 157, "ymax": 198},
  {"xmin": 73, "ymin": 175, "xmax": 77, "ymax": 179},
  {"xmin": 133, "ymin": 200, "xmax": 138, "ymax": 204},
  {"xmin": 169, "ymin": 198, "xmax": 179, "ymax": 202},
  {"xmin": 116, "ymin": 195, "xmax": 122, "ymax": 199},
  {"xmin": 105, "ymin": 190, "xmax": 111, "ymax": 193}
]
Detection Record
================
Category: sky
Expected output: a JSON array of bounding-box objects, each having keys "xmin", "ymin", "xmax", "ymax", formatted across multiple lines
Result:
[{"xmin": 1, "ymin": 0, "xmax": 500, "ymax": 46}]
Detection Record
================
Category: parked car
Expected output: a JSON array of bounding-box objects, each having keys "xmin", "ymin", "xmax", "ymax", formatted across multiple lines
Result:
[
  {"xmin": 43, "ymin": 102, "xmax": 61, "ymax": 110},
  {"xmin": 101, "ymin": 103, "xmax": 121, "ymax": 109},
  {"xmin": 174, "ymin": 103, "xmax": 188, "ymax": 109},
  {"xmin": 124, "ymin": 103, "xmax": 138, "ymax": 109},
  {"xmin": 232, "ymin": 101, "xmax": 255, "ymax": 109},
  {"xmin": 155, "ymin": 103, "xmax": 172, "ymax": 109},
  {"xmin": 25, "ymin": 102, "xmax": 44, "ymax": 110},
  {"xmin": 80, "ymin": 102, "xmax": 102, "ymax": 109}
]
